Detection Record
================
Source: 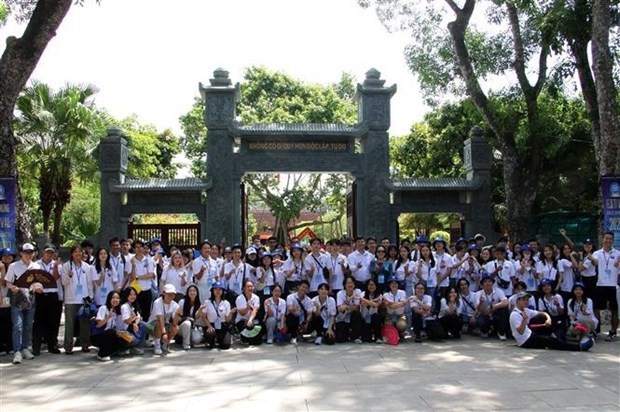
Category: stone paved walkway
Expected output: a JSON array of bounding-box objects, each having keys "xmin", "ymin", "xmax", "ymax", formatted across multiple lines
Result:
[{"xmin": 0, "ymin": 334, "xmax": 618, "ymax": 411}]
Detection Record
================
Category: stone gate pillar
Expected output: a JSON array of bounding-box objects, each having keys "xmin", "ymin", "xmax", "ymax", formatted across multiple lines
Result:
[
  {"xmin": 200, "ymin": 69, "xmax": 240, "ymax": 244},
  {"xmin": 98, "ymin": 127, "xmax": 128, "ymax": 246},
  {"xmin": 355, "ymin": 69, "xmax": 396, "ymax": 239},
  {"xmin": 464, "ymin": 126, "xmax": 494, "ymax": 239}
]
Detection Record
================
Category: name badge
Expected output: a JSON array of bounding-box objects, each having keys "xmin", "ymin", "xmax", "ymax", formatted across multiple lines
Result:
[
  {"xmin": 76, "ymin": 284, "xmax": 84, "ymax": 296},
  {"xmin": 100, "ymin": 286, "xmax": 108, "ymax": 297},
  {"xmin": 232, "ymin": 282, "xmax": 240, "ymax": 292},
  {"xmin": 527, "ymin": 277, "xmax": 535, "ymax": 289},
  {"xmin": 263, "ymin": 285, "xmax": 271, "ymax": 295},
  {"xmin": 603, "ymin": 269, "xmax": 613, "ymax": 281},
  {"xmin": 214, "ymin": 317, "xmax": 222, "ymax": 329},
  {"xmin": 323, "ymin": 316, "xmax": 330, "ymax": 329},
  {"xmin": 207, "ymin": 277, "xmax": 213, "ymax": 287},
  {"xmin": 365, "ymin": 311, "xmax": 371, "ymax": 324},
  {"xmin": 378, "ymin": 274, "xmax": 385, "ymax": 284},
  {"xmin": 427, "ymin": 276, "xmax": 436, "ymax": 287}
]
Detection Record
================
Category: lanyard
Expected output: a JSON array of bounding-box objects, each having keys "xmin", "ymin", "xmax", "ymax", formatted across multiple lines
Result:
[
  {"xmin": 602, "ymin": 251, "xmax": 613, "ymax": 270},
  {"xmin": 202, "ymin": 257, "xmax": 211, "ymax": 271},
  {"xmin": 485, "ymin": 292, "xmax": 494, "ymax": 305},
  {"xmin": 331, "ymin": 256, "xmax": 339, "ymax": 272},
  {"xmin": 111, "ymin": 255, "xmax": 123, "ymax": 275},
  {"xmin": 272, "ymin": 299, "xmax": 280, "ymax": 319},
  {"xmin": 72, "ymin": 263, "xmax": 83, "ymax": 285},
  {"xmin": 212, "ymin": 300, "xmax": 221, "ymax": 318}
]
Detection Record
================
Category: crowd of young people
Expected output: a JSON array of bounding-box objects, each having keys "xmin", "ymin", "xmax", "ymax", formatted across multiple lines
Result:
[{"xmin": 1, "ymin": 230, "xmax": 617, "ymax": 363}]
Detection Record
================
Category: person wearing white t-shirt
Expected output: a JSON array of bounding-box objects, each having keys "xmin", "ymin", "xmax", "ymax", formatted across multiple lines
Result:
[
  {"xmin": 91, "ymin": 291, "xmax": 128, "ymax": 362},
  {"xmin": 235, "ymin": 281, "xmax": 261, "ymax": 345},
  {"xmin": 203, "ymin": 282, "xmax": 234, "ymax": 350},
  {"xmin": 305, "ymin": 238, "xmax": 330, "ymax": 297},
  {"xmin": 310, "ymin": 283, "xmax": 337, "ymax": 345},
  {"xmin": 4, "ymin": 243, "xmax": 41, "ymax": 364},
  {"xmin": 535, "ymin": 245, "xmax": 560, "ymax": 288},
  {"xmin": 438, "ymin": 286, "xmax": 463, "ymax": 339},
  {"xmin": 108, "ymin": 237, "xmax": 130, "ymax": 290},
  {"xmin": 416, "ymin": 244, "xmax": 437, "ymax": 296},
  {"xmin": 119, "ymin": 287, "xmax": 147, "ymax": 354},
  {"xmin": 515, "ymin": 244, "xmax": 538, "ymax": 293},
  {"xmin": 463, "ymin": 245, "xmax": 483, "ymax": 292},
  {"xmin": 510, "ymin": 291, "xmax": 593, "ymax": 351},
  {"xmin": 326, "ymin": 239, "xmax": 348, "ymax": 296},
  {"xmin": 282, "ymin": 244, "xmax": 305, "ymax": 295},
  {"xmin": 192, "ymin": 241, "xmax": 219, "ymax": 302},
  {"xmin": 578, "ymin": 239, "xmax": 597, "ymax": 299},
  {"xmin": 129, "ymin": 240, "xmax": 155, "ymax": 322},
  {"xmin": 264, "ymin": 284, "xmax": 287, "ymax": 344},
  {"xmin": 432, "ymin": 238, "xmax": 452, "ymax": 296},
  {"xmin": 175, "ymin": 285, "xmax": 205, "ymax": 350},
  {"xmin": 161, "ymin": 252, "xmax": 190, "ymax": 299},
  {"xmin": 567, "ymin": 282, "xmax": 598, "ymax": 339},
  {"xmin": 91, "ymin": 248, "xmax": 119, "ymax": 307},
  {"xmin": 484, "ymin": 246, "xmax": 516, "ymax": 296},
  {"xmin": 360, "ymin": 279, "xmax": 383, "ymax": 343},
  {"xmin": 587, "ymin": 232, "xmax": 620, "ymax": 341},
  {"xmin": 224, "ymin": 245, "xmax": 253, "ymax": 299},
  {"xmin": 557, "ymin": 243, "xmax": 579, "ymax": 302},
  {"xmin": 347, "ymin": 237, "xmax": 374, "ymax": 289},
  {"xmin": 148, "ymin": 284, "xmax": 180, "ymax": 355},
  {"xmin": 59, "ymin": 245, "xmax": 94, "ymax": 354},
  {"xmin": 458, "ymin": 278, "xmax": 480, "ymax": 332},
  {"xmin": 285, "ymin": 280, "xmax": 314, "ymax": 344},
  {"xmin": 383, "ymin": 276, "xmax": 408, "ymax": 342},
  {"xmin": 476, "ymin": 275, "xmax": 509, "ymax": 340},
  {"xmin": 335, "ymin": 276, "xmax": 363, "ymax": 343},
  {"xmin": 537, "ymin": 279, "xmax": 566, "ymax": 340},
  {"xmin": 410, "ymin": 282, "xmax": 434, "ymax": 343}
]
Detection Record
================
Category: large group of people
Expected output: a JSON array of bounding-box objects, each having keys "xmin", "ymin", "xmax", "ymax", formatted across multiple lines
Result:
[{"xmin": 1, "ymin": 230, "xmax": 618, "ymax": 364}]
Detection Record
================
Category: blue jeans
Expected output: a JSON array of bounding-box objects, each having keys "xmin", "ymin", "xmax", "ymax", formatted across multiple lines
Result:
[
  {"xmin": 129, "ymin": 321, "xmax": 148, "ymax": 348},
  {"xmin": 11, "ymin": 306, "xmax": 34, "ymax": 352}
]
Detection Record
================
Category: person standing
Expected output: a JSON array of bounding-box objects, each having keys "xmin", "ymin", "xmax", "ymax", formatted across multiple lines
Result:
[
  {"xmin": 4, "ymin": 243, "xmax": 41, "ymax": 364},
  {"xmin": 0, "ymin": 248, "xmax": 16, "ymax": 355},
  {"xmin": 33, "ymin": 244, "xmax": 62, "ymax": 355},
  {"xmin": 130, "ymin": 240, "xmax": 156, "ymax": 322},
  {"xmin": 586, "ymin": 232, "xmax": 620, "ymax": 341},
  {"xmin": 347, "ymin": 237, "xmax": 374, "ymax": 290}
]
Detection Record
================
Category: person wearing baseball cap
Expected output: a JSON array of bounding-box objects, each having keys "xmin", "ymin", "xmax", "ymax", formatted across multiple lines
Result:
[
  {"xmin": 578, "ymin": 238, "xmax": 597, "ymax": 303},
  {"xmin": 203, "ymin": 281, "xmax": 233, "ymax": 349},
  {"xmin": 510, "ymin": 291, "xmax": 594, "ymax": 351},
  {"xmin": 147, "ymin": 284, "xmax": 179, "ymax": 355},
  {"xmin": 476, "ymin": 273, "xmax": 509, "ymax": 340},
  {"xmin": 4, "ymin": 243, "xmax": 42, "ymax": 364}
]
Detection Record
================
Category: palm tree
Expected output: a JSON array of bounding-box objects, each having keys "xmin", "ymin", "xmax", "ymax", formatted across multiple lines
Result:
[{"xmin": 15, "ymin": 81, "xmax": 101, "ymax": 245}]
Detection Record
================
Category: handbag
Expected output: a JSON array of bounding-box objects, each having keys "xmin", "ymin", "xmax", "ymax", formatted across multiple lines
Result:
[
  {"xmin": 90, "ymin": 318, "xmax": 106, "ymax": 336},
  {"xmin": 116, "ymin": 330, "xmax": 136, "ymax": 344},
  {"xmin": 312, "ymin": 255, "xmax": 330, "ymax": 281}
]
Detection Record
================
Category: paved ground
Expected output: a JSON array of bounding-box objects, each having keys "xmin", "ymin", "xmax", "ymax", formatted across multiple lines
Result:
[{"xmin": 0, "ymin": 332, "xmax": 618, "ymax": 412}]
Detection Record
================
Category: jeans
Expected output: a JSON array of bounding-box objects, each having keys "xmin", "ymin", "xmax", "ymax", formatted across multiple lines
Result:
[
  {"xmin": 477, "ymin": 308, "xmax": 509, "ymax": 336},
  {"xmin": 11, "ymin": 306, "xmax": 34, "ymax": 352}
]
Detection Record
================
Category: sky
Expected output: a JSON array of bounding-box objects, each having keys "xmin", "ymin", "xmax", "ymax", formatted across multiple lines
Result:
[{"xmin": 1, "ymin": 0, "xmax": 429, "ymax": 138}]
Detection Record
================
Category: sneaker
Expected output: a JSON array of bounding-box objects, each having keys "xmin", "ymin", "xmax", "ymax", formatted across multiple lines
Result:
[
  {"xmin": 580, "ymin": 337, "xmax": 595, "ymax": 351},
  {"xmin": 266, "ymin": 339, "xmax": 273, "ymax": 345},
  {"xmin": 154, "ymin": 343, "xmax": 163, "ymax": 355},
  {"xmin": 12, "ymin": 351, "xmax": 22, "ymax": 364},
  {"xmin": 49, "ymin": 347, "xmax": 61, "ymax": 354},
  {"xmin": 119, "ymin": 349, "xmax": 130, "ymax": 356},
  {"xmin": 314, "ymin": 337, "xmax": 322, "ymax": 345},
  {"xmin": 375, "ymin": 339, "xmax": 383, "ymax": 344},
  {"xmin": 382, "ymin": 336, "xmax": 388, "ymax": 344},
  {"xmin": 183, "ymin": 345, "xmax": 191, "ymax": 351},
  {"xmin": 498, "ymin": 334, "xmax": 507, "ymax": 341},
  {"xmin": 130, "ymin": 347, "xmax": 145, "ymax": 355},
  {"xmin": 354, "ymin": 338, "xmax": 363, "ymax": 344},
  {"xmin": 414, "ymin": 334, "xmax": 422, "ymax": 343},
  {"xmin": 22, "ymin": 348, "xmax": 35, "ymax": 360},
  {"xmin": 480, "ymin": 331, "xmax": 489, "ymax": 338},
  {"xmin": 290, "ymin": 337, "xmax": 297, "ymax": 345},
  {"xmin": 97, "ymin": 355, "xmax": 111, "ymax": 362},
  {"xmin": 604, "ymin": 332, "xmax": 617, "ymax": 342}
]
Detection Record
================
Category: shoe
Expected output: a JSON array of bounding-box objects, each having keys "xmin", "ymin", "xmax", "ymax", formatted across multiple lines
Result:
[
  {"xmin": 49, "ymin": 347, "xmax": 61, "ymax": 354},
  {"xmin": 376, "ymin": 339, "xmax": 383, "ymax": 344},
  {"xmin": 382, "ymin": 336, "xmax": 388, "ymax": 344},
  {"xmin": 480, "ymin": 331, "xmax": 489, "ymax": 338},
  {"xmin": 22, "ymin": 348, "xmax": 35, "ymax": 360},
  {"xmin": 290, "ymin": 337, "xmax": 297, "ymax": 345},
  {"xmin": 154, "ymin": 345, "xmax": 163, "ymax": 355},
  {"xmin": 183, "ymin": 345, "xmax": 191, "ymax": 351},
  {"xmin": 97, "ymin": 355, "xmax": 111, "ymax": 362},
  {"xmin": 604, "ymin": 332, "xmax": 616, "ymax": 342},
  {"xmin": 580, "ymin": 337, "xmax": 595, "ymax": 351},
  {"xmin": 414, "ymin": 334, "xmax": 422, "ymax": 343},
  {"xmin": 354, "ymin": 338, "xmax": 363, "ymax": 344},
  {"xmin": 65, "ymin": 349, "xmax": 74, "ymax": 355},
  {"xmin": 12, "ymin": 351, "xmax": 22, "ymax": 364},
  {"xmin": 314, "ymin": 337, "xmax": 322, "ymax": 345},
  {"xmin": 130, "ymin": 347, "xmax": 145, "ymax": 355},
  {"xmin": 32, "ymin": 347, "xmax": 41, "ymax": 357},
  {"xmin": 498, "ymin": 334, "xmax": 507, "ymax": 341},
  {"xmin": 266, "ymin": 339, "xmax": 273, "ymax": 345},
  {"xmin": 82, "ymin": 347, "xmax": 91, "ymax": 353}
]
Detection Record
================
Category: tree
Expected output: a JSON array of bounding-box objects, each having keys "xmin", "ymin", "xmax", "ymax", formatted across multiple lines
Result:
[
  {"xmin": 15, "ymin": 81, "xmax": 103, "ymax": 245},
  {"xmin": 0, "ymin": 0, "xmax": 76, "ymax": 243},
  {"xmin": 180, "ymin": 66, "xmax": 358, "ymax": 243}
]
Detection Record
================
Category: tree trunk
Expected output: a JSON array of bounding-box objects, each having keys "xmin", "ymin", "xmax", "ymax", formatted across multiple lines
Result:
[
  {"xmin": 591, "ymin": 0, "xmax": 620, "ymax": 176},
  {"xmin": 0, "ymin": 0, "xmax": 74, "ymax": 244},
  {"xmin": 51, "ymin": 202, "xmax": 64, "ymax": 246}
]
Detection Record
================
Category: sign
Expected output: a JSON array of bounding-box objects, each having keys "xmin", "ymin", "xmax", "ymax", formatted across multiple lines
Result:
[
  {"xmin": 0, "ymin": 177, "xmax": 16, "ymax": 252},
  {"xmin": 296, "ymin": 227, "xmax": 317, "ymax": 241},
  {"xmin": 602, "ymin": 175, "xmax": 620, "ymax": 249},
  {"xmin": 13, "ymin": 269, "xmax": 57, "ymax": 289},
  {"xmin": 246, "ymin": 140, "xmax": 351, "ymax": 153}
]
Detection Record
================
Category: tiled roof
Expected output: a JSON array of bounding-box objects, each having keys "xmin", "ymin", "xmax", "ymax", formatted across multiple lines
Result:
[
  {"xmin": 390, "ymin": 177, "xmax": 480, "ymax": 191},
  {"xmin": 233, "ymin": 123, "xmax": 366, "ymax": 136},
  {"xmin": 109, "ymin": 178, "xmax": 211, "ymax": 193}
]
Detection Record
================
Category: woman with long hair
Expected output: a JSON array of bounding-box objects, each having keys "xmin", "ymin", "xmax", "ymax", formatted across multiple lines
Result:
[
  {"xmin": 264, "ymin": 284, "xmax": 287, "ymax": 344},
  {"xmin": 567, "ymin": 282, "xmax": 598, "ymax": 339},
  {"xmin": 536, "ymin": 244, "xmax": 559, "ymax": 289},
  {"xmin": 360, "ymin": 279, "xmax": 383, "ymax": 343},
  {"xmin": 92, "ymin": 291, "xmax": 128, "ymax": 362},
  {"xmin": 161, "ymin": 251, "xmax": 190, "ymax": 301},
  {"xmin": 119, "ymin": 287, "xmax": 147, "ymax": 354},
  {"xmin": 438, "ymin": 286, "xmax": 463, "ymax": 339},
  {"xmin": 203, "ymin": 282, "xmax": 234, "ymax": 349},
  {"xmin": 176, "ymin": 285, "xmax": 205, "ymax": 350},
  {"xmin": 91, "ymin": 248, "xmax": 119, "ymax": 307},
  {"xmin": 310, "ymin": 282, "xmax": 337, "ymax": 345}
]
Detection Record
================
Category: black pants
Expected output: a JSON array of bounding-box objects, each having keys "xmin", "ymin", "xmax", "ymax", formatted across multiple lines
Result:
[
  {"xmin": 0, "ymin": 307, "xmax": 12, "ymax": 353},
  {"xmin": 309, "ymin": 316, "xmax": 335, "ymax": 344},
  {"xmin": 137, "ymin": 290, "xmax": 152, "ymax": 324},
  {"xmin": 440, "ymin": 314, "xmax": 462, "ymax": 338},
  {"xmin": 205, "ymin": 325, "xmax": 231, "ymax": 349},
  {"xmin": 286, "ymin": 313, "xmax": 308, "ymax": 337},
  {"xmin": 360, "ymin": 313, "xmax": 383, "ymax": 342},
  {"xmin": 91, "ymin": 329, "xmax": 129, "ymax": 357},
  {"xmin": 477, "ymin": 308, "xmax": 509, "ymax": 336},
  {"xmin": 521, "ymin": 333, "xmax": 582, "ymax": 351},
  {"xmin": 335, "ymin": 311, "xmax": 362, "ymax": 343},
  {"xmin": 582, "ymin": 276, "xmax": 598, "ymax": 301},
  {"xmin": 33, "ymin": 292, "xmax": 62, "ymax": 352}
]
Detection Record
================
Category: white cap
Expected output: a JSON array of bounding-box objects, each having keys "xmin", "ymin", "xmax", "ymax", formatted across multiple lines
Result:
[
  {"xmin": 21, "ymin": 243, "xmax": 35, "ymax": 252},
  {"xmin": 245, "ymin": 247, "xmax": 257, "ymax": 255},
  {"xmin": 163, "ymin": 284, "xmax": 176, "ymax": 294}
]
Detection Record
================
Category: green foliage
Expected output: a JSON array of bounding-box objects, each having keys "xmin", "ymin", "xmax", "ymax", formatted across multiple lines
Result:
[
  {"xmin": 178, "ymin": 97, "xmax": 207, "ymax": 178},
  {"xmin": 0, "ymin": 2, "xmax": 8, "ymax": 22},
  {"xmin": 399, "ymin": 213, "xmax": 459, "ymax": 240},
  {"xmin": 61, "ymin": 180, "xmax": 100, "ymax": 246},
  {"xmin": 429, "ymin": 230, "xmax": 451, "ymax": 244}
]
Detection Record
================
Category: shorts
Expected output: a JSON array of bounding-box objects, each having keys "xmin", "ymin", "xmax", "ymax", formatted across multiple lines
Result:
[{"xmin": 595, "ymin": 287, "xmax": 619, "ymax": 311}]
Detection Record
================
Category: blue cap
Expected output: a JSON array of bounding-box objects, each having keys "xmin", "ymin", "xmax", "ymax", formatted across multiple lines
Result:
[
  {"xmin": 467, "ymin": 244, "xmax": 481, "ymax": 252},
  {"xmin": 572, "ymin": 282, "xmax": 585, "ymax": 291},
  {"xmin": 584, "ymin": 239, "xmax": 594, "ymax": 244},
  {"xmin": 416, "ymin": 236, "xmax": 430, "ymax": 244},
  {"xmin": 290, "ymin": 243, "xmax": 303, "ymax": 251},
  {"xmin": 540, "ymin": 278, "xmax": 554, "ymax": 286},
  {"xmin": 520, "ymin": 244, "xmax": 531, "ymax": 252},
  {"xmin": 432, "ymin": 237, "xmax": 446, "ymax": 247},
  {"xmin": 480, "ymin": 273, "xmax": 494, "ymax": 283},
  {"xmin": 260, "ymin": 251, "xmax": 272, "ymax": 259},
  {"xmin": 455, "ymin": 237, "xmax": 467, "ymax": 244},
  {"xmin": 272, "ymin": 249, "xmax": 284, "ymax": 257},
  {"xmin": 387, "ymin": 275, "xmax": 399, "ymax": 284},
  {"xmin": 0, "ymin": 248, "xmax": 14, "ymax": 257},
  {"xmin": 150, "ymin": 237, "xmax": 160, "ymax": 244},
  {"xmin": 211, "ymin": 281, "xmax": 225, "ymax": 290}
]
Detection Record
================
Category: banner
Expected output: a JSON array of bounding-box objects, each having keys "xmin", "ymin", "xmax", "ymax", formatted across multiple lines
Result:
[
  {"xmin": 0, "ymin": 177, "xmax": 16, "ymax": 252},
  {"xmin": 602, "ymin": 175, "xmax": 620, "ymax": 249}
]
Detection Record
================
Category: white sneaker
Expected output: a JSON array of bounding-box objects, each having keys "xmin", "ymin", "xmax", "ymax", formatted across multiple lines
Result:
[
  {"xmin": 130, "ymin": 347, "xmax": 144, "ymax": 355},
  {"xmin": 290, "ymin": 337, "xmax": 297, "ymax": 345},
  {"xmin": 376, "ymin": 339, "xmax": 383, "ymax": 344},
  {"xmin": 266, "ymin": 339, "xmax": 273, "ymax": 344},
  {"xmin": 154, "ymin": 343, "xmax": 163, "ymax": 355},
  {"xmin": 183, "ymin": 345, "xmax": 191, "ymax": 351},
  {"xmin": 498, "ymin": 334, "xmax": 507, "ymax": 341},
  {"xmin": 314, "ymin": 337, "xmax": 322, "ymax": 345},
  {"xmin": 22, "ymin": 348, "xmax": 34, "ymax": 360},
  {"xmin": 97, "ymin": 355, "xmax": 111, "ymax": 362},
  {"xmin": 12, "ymin": 351, "xmax": 22, "ymax": 364},
  {"xmin": 354, "ymin": 338, "xmax": 363, "ymax": 344}
]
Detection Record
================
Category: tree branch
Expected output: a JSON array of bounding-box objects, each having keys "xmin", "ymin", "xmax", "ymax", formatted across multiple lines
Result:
[
  {"xmin": 287, "ymin": 214, "xmax": 343, "ymax": 232},
  {"xmin": 506, "ymin": 3, "xmax": 533, "ymax": 97},
  {"xmin": 444, "ymin": 0, "xmax": 462, "ymax": 16}
]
